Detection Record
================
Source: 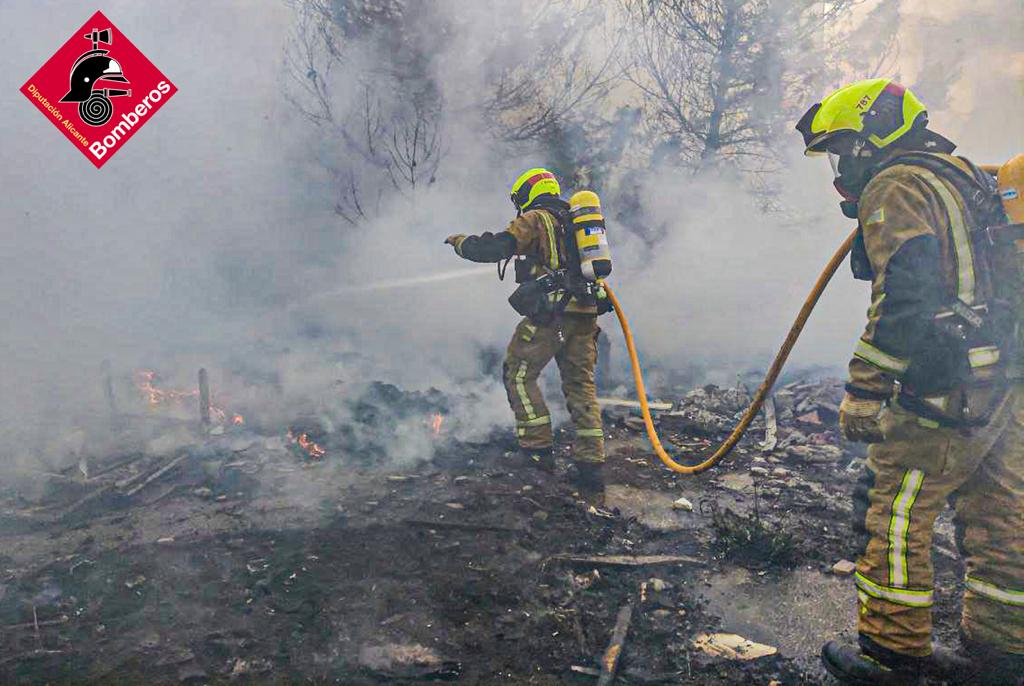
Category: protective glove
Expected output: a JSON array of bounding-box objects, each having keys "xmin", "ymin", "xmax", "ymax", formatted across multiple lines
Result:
[
  {"xmin": 444, "ymin": 234, "xmax": 466, "ymax": 249},
  {"xmin": 595, "ymin": 285, "xmax": 614, "ymax": 315},
  {"xmin": 839, "ymin": 393, "xmax": 885, "ymax": 443}
]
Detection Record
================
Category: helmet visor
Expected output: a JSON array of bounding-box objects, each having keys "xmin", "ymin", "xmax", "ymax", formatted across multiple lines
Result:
[{"xmin": 828, "ymin": 152, "xmax": 841, "ymax": 179}]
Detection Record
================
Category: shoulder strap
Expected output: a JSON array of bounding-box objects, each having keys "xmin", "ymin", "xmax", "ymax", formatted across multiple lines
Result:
[
  {"xmin": 881, "ymin": 153, "xmax": 1004, "ymax": 226},
  {"xmin": 533, "ymin": 209, "xmax": 564, "ymax": 271},
  {"xmin": 532, "ymin": 200, "xmax": 578, "ymax": 275}
]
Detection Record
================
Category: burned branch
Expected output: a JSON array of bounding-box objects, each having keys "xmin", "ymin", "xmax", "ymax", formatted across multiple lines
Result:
[{"xmin": 384, "ymin": 99, "xmax": 443, "ymax": 195}]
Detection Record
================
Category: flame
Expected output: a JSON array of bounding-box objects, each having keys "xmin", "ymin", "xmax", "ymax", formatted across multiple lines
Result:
[
  {"xmin": 135, "ymin": 369, "xmax": 196, "ymax": 406},
  {"xmin": 134, "ymin": 369, "xmax": 244, "ymax": 427},
  {"xmin": 286, "ymin": 429, "xmax": 326, "ymax": 460},
  {"xmin": 431, "ymin": 412, "xmax": 445, "ymax": 436}
]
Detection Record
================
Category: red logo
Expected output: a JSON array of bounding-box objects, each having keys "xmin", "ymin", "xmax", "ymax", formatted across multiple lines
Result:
[{"xmin": 20, "ymin": 11, "xmax": 177, "ymax": 169}]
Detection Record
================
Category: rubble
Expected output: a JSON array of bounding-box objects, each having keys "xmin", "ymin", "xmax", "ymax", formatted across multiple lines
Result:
[
  {"xmin": 831, "ymin": 559, "xmax": 857, "ymax": 576},
  {"xmin": 671, "ymin": 496, "xmax": 694, "ymax": 511},
  {"xmin": 601, "ymin": 377, "xmax": 848, "ymax": 465},
  {"xmin": 0, "ymin": 372, "xmax": 959, "ymax": 685},
  {"xmin": 692, "ymin": 633, "xmax": 778, "ymax": 660}
]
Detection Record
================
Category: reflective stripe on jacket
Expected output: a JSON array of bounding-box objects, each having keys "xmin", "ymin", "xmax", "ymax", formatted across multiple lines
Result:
[{"xmin": 848, "ymin": 153, "xmax": 1001, "ymax": 404}]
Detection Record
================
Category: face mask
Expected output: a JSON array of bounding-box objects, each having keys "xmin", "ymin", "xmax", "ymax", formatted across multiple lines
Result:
[
  {"xmin": 829, "ymin": 152, "xmax": 858, "ymax": 201},
  {"xmin": 829, "ymin": 138, "xmax": 876, "ymax": 203}
]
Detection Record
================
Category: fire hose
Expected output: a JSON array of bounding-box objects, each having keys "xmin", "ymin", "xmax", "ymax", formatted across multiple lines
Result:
[{"xmin": 600, "ymin": 229, "xmax": 857, "ymax": 474}]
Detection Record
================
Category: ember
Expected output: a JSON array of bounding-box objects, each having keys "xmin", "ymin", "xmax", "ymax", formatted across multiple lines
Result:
[
  {"xmin": 431, "ymin": 412, "xmax": 445, "ymax": 436},
  {"xmin": 287, "ymin": 428, "xmax": 326, "ymax": 460}
]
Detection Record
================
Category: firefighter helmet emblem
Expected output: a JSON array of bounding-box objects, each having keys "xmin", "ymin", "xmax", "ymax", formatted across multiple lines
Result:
[{"xmin": 59, "ymin": 27, "xmax": 131, "ymax": 127}]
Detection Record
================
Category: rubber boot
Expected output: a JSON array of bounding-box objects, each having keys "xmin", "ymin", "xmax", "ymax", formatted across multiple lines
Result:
[
  {"xmin": 821, "ymin": 636, "xmax": 929, "ymax": 685},
  {"xmin": 572, "ymin": 461, "xmax": 605, "ymax": 504}
]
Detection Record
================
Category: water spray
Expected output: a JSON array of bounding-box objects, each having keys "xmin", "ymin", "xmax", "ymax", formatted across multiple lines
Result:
[{"xmin": 311, "ymin": 265, "xmax": 495, "ymax": 299}]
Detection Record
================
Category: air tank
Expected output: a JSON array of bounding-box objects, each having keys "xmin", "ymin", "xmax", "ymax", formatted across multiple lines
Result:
[
  {"xmin": 997, "ymin": 153, "xmax": 1024, "ymax": 224},
  {"xmin": 568, "ymin": 190, "xmax": 612, "ymax": 282}
]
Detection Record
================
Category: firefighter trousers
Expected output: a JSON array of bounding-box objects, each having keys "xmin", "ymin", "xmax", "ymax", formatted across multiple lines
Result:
[
  {"xmin": 502, "ymin": 314, "xmax": 605, "ymax": 463},
  {"xmin": 852, "ymin": 384, "xmax": 1023, "ymax": 657}
]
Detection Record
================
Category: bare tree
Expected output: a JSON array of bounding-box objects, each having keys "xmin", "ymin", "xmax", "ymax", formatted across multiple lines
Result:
[
  {"xmin": 481, "ymin": 3, "xmax": 623, "ymax": 145},
  {"xmin": 285, "ymin": 0, "xmax": 445, "ymax": 225},
  {"xmin": 620, "ymin": 0, "xmax": 865, "ymax": 177},
  {"xmin": 385, "ymin": 99, "xmax": 442, "ymax": 195}
]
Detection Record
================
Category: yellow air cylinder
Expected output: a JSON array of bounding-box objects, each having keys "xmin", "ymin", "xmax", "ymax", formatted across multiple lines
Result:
[
  {"xmin": 569, "ymin": 190, "xmax": 612, "ymax": 281},
  {"xmin": 997, "ymin": 153, "xmax": 1024, "ymax": 223}
]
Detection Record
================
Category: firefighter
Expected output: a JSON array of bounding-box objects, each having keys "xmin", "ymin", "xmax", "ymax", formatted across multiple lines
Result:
[
  {"xmin": 796, "ymin": 79, "xmax": 1023, "ymax": 685},
  {"xmin": 445, "ymin": 169, "xmax": 608, "ymax": 502}
]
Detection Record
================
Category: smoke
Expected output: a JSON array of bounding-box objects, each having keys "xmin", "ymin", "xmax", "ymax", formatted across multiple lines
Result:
[
  {"xmin": 896, "ymin": 0, "xmax": 1024, "ymax": 162},
  {"xmin": 0, "ymin": 0, "xmax": 316, "ymax": 466},
  {"xmin": 0, "ymin": 0, "xmax": 1020, "ymax": 472}
]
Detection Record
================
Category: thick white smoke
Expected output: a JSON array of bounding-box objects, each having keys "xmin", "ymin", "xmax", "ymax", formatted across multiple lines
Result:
[{"xmin": 0, "ymin": 0, "xmax": 1020, "ymax": 472}]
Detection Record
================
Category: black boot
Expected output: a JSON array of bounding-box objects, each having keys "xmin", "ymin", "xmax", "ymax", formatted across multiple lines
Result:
[
  {"xmin": 516, "ymin": 447, "xmax": 555, "ymax": 474},
  {"xmin": 953, "ymin": 639, "xmax": 1024, "ymax": 686},
  {"xmin": 822, "ymin": 636, "xmax": 929, "ymax": 685},
  {"xmin": 925, "ymin": 644, "xmax": 973, "ymax": 680},
  {"xmin": 572, "ymin": 461, "xmax": 605, "ymax": 504}
]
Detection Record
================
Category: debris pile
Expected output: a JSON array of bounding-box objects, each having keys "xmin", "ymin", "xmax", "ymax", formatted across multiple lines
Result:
[
  {"xmin": 665, "ymin": 384, "xmax": 752, "ymax": 435},
  {"xmin": 769, "ymin": 378, "xmax": 846, "ymax": 463},
  {"xmin": 602, "ymin": 376, "xmax": 849, "ymax": 464},
  {"xmin": 1, "ymin": 370, "xmax": 969, "ymax": 685},
  {"xmin": 282, "ymin": 381, "xmax": 450, "ymax": 463},
  {"xmin": 1, "ymin": 370, "xmax": 456, "ymax": 529}
]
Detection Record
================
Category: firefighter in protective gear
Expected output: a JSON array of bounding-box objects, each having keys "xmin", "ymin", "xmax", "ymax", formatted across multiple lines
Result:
[
  {"xmin": 796, "ymin": 79, "xmax": 1024, "ymax": 684},
  {"xmin": 444, "ymin": 168, "xmax": 608, "ymax": 501}
]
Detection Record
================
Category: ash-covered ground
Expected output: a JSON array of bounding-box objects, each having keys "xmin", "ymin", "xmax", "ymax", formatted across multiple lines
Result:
[{"xmin": 0, "ymin": 377, "xmax": 968, "ymax": 685}]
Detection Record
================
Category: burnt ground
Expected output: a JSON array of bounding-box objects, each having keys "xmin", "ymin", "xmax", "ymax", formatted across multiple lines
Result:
[{"xmin": 0, "ymin": 399, "xmax": 968, "ymax": 685}]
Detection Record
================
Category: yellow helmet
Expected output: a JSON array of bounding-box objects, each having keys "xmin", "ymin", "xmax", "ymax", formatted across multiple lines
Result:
[
  {"xmin": 796, "ymin": 79, "xmax": 928, "ymax": 154},
  {"xmin": 510, "ymin": 168, "xmax": 561, "ymax": 211}
]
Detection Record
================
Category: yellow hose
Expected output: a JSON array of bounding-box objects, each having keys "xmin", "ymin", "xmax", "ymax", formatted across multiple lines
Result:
[{"xmin": 601, "ymin": 229, "xmax": 858, "ymax": 474}]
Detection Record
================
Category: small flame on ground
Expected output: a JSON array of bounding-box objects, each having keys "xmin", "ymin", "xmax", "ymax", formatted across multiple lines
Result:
[
  {"xmin": 134, "ymin": 369, "xmax": 244, "ymax": 426},
  {"xmin": 135, "ymin": 369, "xmax": 196, "ymax": 406},
  {"xmin": 287, "ymin": 429, "xmax": 326, "ymax": 460},
  {"xmin": 431, "ymin": 413, "xmax": 445, "ymax": 436}
]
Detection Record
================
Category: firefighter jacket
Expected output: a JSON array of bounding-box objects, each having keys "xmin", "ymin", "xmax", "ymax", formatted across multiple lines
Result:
[
  {"xmin": 455, "ymin": 208, "xmax": 598, "ymax": 315},
  {"xmin": 847, "ymin": 153, "xmax": 1006, "ymax": 424}
]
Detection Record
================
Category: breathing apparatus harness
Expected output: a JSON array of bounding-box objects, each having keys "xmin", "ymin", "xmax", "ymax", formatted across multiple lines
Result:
[
  {"xmin": 848, "ymin": 151, "xmax": 1020, "ymax": 428},
  {"xmin": 503, "ymin": 196, "xmax": 607, "ymax": 324}
]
